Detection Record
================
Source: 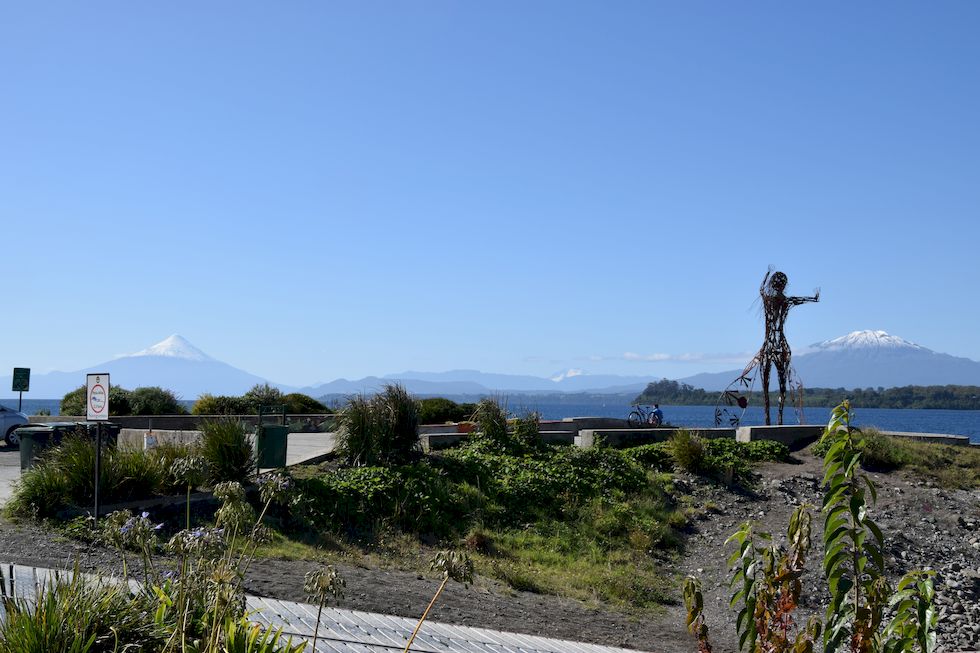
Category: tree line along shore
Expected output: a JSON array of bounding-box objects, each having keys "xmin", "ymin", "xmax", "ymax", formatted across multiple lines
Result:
[{"xmin": 635, "ymin": 378, "xmax": 980, "ymax": 410}]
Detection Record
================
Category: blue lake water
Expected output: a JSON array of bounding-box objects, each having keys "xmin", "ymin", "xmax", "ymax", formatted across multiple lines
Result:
[
  {"xmin": 5, "ymin": 398, "xmax": 980, "ymax": 444},
  {"xmin": 509, "ymin": 401, "xmax": 980, "ymax": 444}
]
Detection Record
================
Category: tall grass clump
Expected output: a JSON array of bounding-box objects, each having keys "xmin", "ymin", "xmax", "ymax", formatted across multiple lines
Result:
[
  {"xmin": 336, "ymin": 384, "xmax": 420, "ymax": 466},
  {"xmin": 7, "ymin": 434, "xmax": 166, "ymax": 519},
  {"xmin": 199, "ymin": 419, "xmax": 256, "ymax": 483},
  {"xmin": 0, "ymin": 566, "xmax": 168, "ymax": 653},
  {"xmin": 472, "ymin": 397, "xmax": 508, "ymax": 445}
]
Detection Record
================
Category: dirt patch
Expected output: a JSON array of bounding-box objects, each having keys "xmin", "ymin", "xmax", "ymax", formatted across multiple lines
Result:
[{"xmin": 1, "ymin": 448, "xmax": 977, "ymax": 652}]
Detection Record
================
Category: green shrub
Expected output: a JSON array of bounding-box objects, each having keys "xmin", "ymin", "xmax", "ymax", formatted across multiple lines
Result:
[
  {"xmin": 418, "ymin": 397, "xmax": 471, "ymax": 424},
  {"xmin": 282, "ymin": 393, "xmax": 329, "ymax": 414},
  {"xmin": 668, "ymin": 429, "xmax": 705, "ymax": 472},
  {"xmin": 128, "ymin": 386, "xmax": 185, "ymax": 415},
  {"xmin": 59, "ymin": 385, "xmax": 133, "ymax": 416},
  {"xmin": 243, "ymin": 383, "xmax": 285, "ymax": 412},
  {"xmin": 192, "ymin": 393, "xmax": 250, "ymax": 416},
  {"xmin": 199, "ymin": 419, "xmax": 256, "ymax": 483},
  {"xmin": 419, "ymin": 397, "xmax": 472, "ymax": 424}
]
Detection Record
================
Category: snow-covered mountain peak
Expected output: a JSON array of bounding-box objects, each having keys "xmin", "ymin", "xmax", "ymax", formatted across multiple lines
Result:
[
  {"xmin": 550, "ymin": 369, "xmax": 584, "ymax": 383},
  {"xmin": 811, "ymin": 330, "xmax": 923, "ymax": 352},
  {"xmin": 128, "ymin": 335, "xmax": 214, "ymax": 362}
]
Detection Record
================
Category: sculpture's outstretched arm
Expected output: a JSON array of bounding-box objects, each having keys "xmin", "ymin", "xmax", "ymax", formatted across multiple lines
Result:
[{"xmin": 789, "ymin": 288, "xmax": 820, "ymax": 306}]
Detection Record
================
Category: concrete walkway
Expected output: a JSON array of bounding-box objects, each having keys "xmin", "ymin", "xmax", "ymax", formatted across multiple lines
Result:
[
  {"xmin": 0, "ymin": 562, "xmax": 648, "ymax": 653},
  {"xmin": 0, "ymin": 448, "xmax": 18, "ymax": 505}
]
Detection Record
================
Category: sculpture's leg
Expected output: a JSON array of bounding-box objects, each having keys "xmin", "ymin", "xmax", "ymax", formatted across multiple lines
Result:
[
  {"xmin": 776, "ymin": 361, "xmax": 789, "ymax": 426},
  {"xmin": 760, "ymin": 360, "xmax": 772, "ymax": 426}
]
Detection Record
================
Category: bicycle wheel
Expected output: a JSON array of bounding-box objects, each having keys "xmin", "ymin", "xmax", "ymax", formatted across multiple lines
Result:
[
  {"xmin": 628, "ymin": 411, "xmax": 643, "ymax": 428},
  {"xmin": 648, "ymin": 414, "xmax": 662, "ymax": 427}
]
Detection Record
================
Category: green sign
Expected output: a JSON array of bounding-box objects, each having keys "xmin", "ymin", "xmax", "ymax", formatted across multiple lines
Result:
[{"xmin": 12, "ymin": 367, "xmax": 30, "ymax": 392}]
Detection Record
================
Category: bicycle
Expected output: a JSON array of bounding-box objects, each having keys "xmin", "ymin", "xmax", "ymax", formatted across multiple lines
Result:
[{"xmin": 628, "ymin": 405, "xmax": 662, "ymax": 428}]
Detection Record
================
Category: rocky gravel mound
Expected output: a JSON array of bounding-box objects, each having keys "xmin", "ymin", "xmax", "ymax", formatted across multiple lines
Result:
[{"xmin": 678, "ymin": 452, "xmax": 980, "ymax": 653}]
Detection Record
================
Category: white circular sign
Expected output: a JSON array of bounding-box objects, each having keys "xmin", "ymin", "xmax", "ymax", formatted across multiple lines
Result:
[{"xmin": 89, "ymin": 383, "xmax": 107, "ymax": 415}]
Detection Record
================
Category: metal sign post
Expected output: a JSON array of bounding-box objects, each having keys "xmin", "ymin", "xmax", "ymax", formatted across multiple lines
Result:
[
  {"xmin": 11, "ymin": 368, "xmax": 30, "ymax": 413},
  {"xmin": 86, "ymin": 373, "xmax": 110, "ymax": 523}
]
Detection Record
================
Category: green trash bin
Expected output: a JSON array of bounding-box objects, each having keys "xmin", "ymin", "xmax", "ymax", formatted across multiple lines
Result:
[
  {"xmin": 256, "ymin": 424, "xmax": 288, "ymax": 468},
  {"xmin": 17, "ymin": 426, "xmax": 54, "ymax": 471}
]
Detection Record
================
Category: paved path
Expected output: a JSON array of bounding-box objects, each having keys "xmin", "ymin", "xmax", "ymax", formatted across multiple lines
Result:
[
  {"xmin": 285, "ymin": 431, "xmax": 338, "ymax": 466},
  {"xmin": 0, "ymin": 448, "xmax": 18, "ymax": 505},
  {"xmin": 0, "ymin": 562, "xmax": 647, "ymax": 653}
]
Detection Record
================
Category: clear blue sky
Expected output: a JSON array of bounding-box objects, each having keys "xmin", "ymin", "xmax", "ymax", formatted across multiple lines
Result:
[{"xmin": 2, "ymin": 2, "xmax": 978, "ymax": 386}]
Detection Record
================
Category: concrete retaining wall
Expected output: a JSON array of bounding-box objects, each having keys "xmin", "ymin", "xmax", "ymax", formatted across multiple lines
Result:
[
  {"xmin": 736, "ymin": 425, "xmax": 823, "ymax": 449},
  {"xmin": 575, "ymin": 427, "xmax": 736, "ymax": 449},
  {"xmin": 879, "ymin": 431, "xmax": 970, "ymax": 446},
  {"xmin": 119, "ymin": 428, "xmax": 203, "ymax": 451}
]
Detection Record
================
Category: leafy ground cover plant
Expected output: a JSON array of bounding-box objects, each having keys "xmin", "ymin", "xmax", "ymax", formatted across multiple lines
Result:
[{"xmin": 684, "ymin": 401, "xmax": 938, "ymax": 653}]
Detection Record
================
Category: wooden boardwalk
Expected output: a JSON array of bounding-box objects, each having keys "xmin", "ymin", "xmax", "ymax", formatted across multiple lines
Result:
[{"xmin": 0, "ymin": 563, "xmax": 648, "ymax": 653}]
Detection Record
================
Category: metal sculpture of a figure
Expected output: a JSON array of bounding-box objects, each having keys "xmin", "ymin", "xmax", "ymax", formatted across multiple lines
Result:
[{"xmin": 715, "ymin": 269, "xmax": 819, "ymax": 427}]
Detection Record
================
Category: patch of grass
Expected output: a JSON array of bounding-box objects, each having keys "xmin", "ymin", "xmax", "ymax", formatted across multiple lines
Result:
[
  {"xmin": 477, "ymin": 526, "xmax": 672, "ymax": 607},
  {"xmin": 810, "ymin": 427, "xmax": 980, "ymax": 488}
]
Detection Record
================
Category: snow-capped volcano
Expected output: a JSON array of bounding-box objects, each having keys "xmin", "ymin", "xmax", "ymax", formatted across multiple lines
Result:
[
  {"xmin": 811, "ymin": 330, "xmax": 922, "ymax": 352},
  {"xmin": 1, "ymin": 335, "xmax": 287, "ymax": 399},
  {"xmin": 128, "ymin": 335, "xmax": 214, "ymax": 362}
]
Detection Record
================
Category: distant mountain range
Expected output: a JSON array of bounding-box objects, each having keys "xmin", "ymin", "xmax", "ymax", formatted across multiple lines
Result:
[{"xmin": 4, "ymin": 330, "xmax": 980, "ymax": 400}]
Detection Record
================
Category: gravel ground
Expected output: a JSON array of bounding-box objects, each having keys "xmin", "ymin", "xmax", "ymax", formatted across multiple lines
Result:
[{"xmin": 0, "ymin": 447, "xmax": 977, "ymax": 652}]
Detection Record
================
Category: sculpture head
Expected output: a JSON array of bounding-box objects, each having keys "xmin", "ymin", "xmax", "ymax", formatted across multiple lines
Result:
[{"xmin": 768, "ymin": 271, "xmax": 788, "ymax": 293}]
